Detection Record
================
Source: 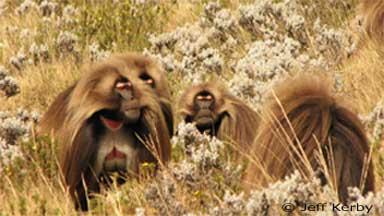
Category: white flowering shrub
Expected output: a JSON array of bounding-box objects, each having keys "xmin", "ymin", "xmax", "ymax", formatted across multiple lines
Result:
[
  {"xmin": 0, "ymin": 66, "xmax": 20, "ymax": 97},
  {"xmin": 89, "ymin": 42, "xmax": 111, "ymax": 62},
  {"xmin": 56, "ymin": 31, "xmax": 79, "ymax": 55},
  {"xmin": 143, "ymin": 121, "xmax": 244, "ymax": 214},
  {"xmin": 39, "ymin": 0, "xmax": 58, "ymax": 17},
  {"xmin": 145, "ymin": 0, "xmax": 354, "ymax": 107},
  {"xmin": 29, "ymin": 42, "xmax": 50, "ymax": 63},
  {"xmin": 360, "ymin": 100, "xmax": 384, "ymax": 179},
  {"xmin": 0, "ymin": 138, "xmax": 23, "ymax": 175},
  {"xmin": 0, "ymin": 109, "xmax": 40, "ymax": 175},
  {"xmin": 361, "ymin": 100, "xmax": 384, "ymax": 142},
  {"xmin": 15, "ymin": 0, "xmax": 37, "ymax": 16},
  {"xmin": 9, "ymin": 50, "xmax": 29, "ymax": 71},
  {"xmin": 348, "ymin": 187, "xmax": 384, "ymax": 216}
]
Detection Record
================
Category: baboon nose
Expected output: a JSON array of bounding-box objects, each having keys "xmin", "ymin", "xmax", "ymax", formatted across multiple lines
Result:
[{"xmin": 118, "ymin": 88, "xmax": 136, "ymax": 101}]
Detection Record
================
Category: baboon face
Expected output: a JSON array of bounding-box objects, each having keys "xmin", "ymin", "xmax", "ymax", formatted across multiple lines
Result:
[
  {"xmin": 189, "ymin": 90, "xmax": 221, "ymax": 131},
  {"xmin": 74, "ymin": 62, "xmax": 167, "ymax": 176},
  {"xmin": 99, "ymin": 78, "xmax": 145, "ymax": 130},
  {"xmin": 180, "ymin": 84, "xmax": 228, "ymax": 134},
  {"xmin": 179, "ymin": 82, "xmax": 259, "ymax": 151}
]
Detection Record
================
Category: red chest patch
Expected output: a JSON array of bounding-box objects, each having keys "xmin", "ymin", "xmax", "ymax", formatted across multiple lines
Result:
[{"xmin": 105, "ymin": 147, "xmax": 126, "ymax": 160}]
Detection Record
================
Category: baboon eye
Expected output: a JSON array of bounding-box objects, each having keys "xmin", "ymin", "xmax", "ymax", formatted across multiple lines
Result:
[
  {"xmin": 196, "ymin": 91, "xmax": 213, "ymax": 101},
  {"xmin": 139, "ymin": 73, "xmax": 155, "ymax": 87},
  {"xmin": 115, "ymin": 77, "xmax": 131, "ymax": 90}
]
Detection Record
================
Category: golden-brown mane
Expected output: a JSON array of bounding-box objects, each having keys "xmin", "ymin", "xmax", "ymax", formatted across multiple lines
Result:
[
  {"xmin": 245, "ymin": 74, "xmax": 375, "ymax": 202},
  {"xmin": 359, "ymin": 0, "xmax": 384, "ymax": 43}
]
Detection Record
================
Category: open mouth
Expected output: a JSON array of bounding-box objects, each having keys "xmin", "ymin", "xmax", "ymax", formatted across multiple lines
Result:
[{"xmin": 100, "ymin": 115, "xmax": 124, "ymax": 130}]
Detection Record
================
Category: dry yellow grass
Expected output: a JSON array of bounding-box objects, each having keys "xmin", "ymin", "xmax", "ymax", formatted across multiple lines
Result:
[{"xmin": 340, "ymin": 42, "xmax": 384, "ymax": 113}]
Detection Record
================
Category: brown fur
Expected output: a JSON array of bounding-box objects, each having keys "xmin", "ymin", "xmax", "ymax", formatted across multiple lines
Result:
[
  {"xmin": 38, "ymin": 53, "xmax": 173, "ymax": 210},
  {"xmin": 244, "ymin": 74, "xmax": 375, "ymax": 203},
  {"xmin": 38, "ymin": 84, "xmax": 75, "ymax": 136},
  {"xmin": 39, "ymin": 53, "xmax": 173, "ymax": 136},
  {"xmin": 360, "ymin": 0, "xmax": 384, "ymax": 43},
  {"xmin": 178, "ymin": 82, "xmax": 259, "ymax": 152}
]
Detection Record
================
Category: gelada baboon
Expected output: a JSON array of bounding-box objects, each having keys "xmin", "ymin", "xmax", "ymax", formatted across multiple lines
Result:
[
  {"xmin": 178, "ymin": 82, "xmax": 259, "ymax": 152},
  {"xmin": 39, "ymin": 53, "xmax": 173, "ymax": 210},
  {"xmin": 244, "ymin": 74, "xmax": 374, "ymax": 203}
]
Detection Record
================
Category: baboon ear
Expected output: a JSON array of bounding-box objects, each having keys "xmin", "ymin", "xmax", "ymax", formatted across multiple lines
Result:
[{"xmin": 160, "ymin": 100, "xmax": 174, "ymax": 136}]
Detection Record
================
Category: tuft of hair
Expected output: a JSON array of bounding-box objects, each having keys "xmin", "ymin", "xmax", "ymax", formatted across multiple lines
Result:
[
  {"xmin": 38, "ymin": 84, "xmax": 75, "ymax": 136},
  {"xmin": 360, "ymin": 0, "xmax": 384, "ymax": 44},
  {"xmin": 245, "ymin": 74, "xmax": 375, "ymax": 203},
  {"xmin": 178, "ymin": 82, "xmax": 260, "ymax": 152}
]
